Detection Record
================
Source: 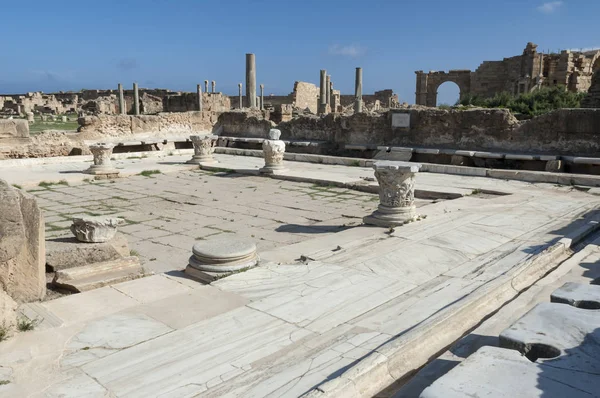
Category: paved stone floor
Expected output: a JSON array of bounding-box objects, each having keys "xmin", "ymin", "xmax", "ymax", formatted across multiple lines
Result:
[
  {"xmin": 27, "ymin": 169, "xmax": 418, "ymax": 274},
  {"xmin": 1, "ymin": 154, "xmax": 600, "ymax": 397}
]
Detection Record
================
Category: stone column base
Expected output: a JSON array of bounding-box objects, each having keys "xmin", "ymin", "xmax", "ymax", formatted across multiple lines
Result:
[
  {"xmin": 85, "ymin": 166, "xmax": 120, "ymax": 179},
  {"xmin": 186, "ymin": 155, "xmax": 218, "ymax": 165},
  {"xmin": 363, "ymin": 205, "xmax": 418, "ymax": 227},
  {"xmin": 259, "ymin": 164, "xmax": 287, "ymax": 175}
]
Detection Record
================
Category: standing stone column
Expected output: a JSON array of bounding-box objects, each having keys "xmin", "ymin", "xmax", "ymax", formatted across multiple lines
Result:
[
  {"xmin": 187, "ymin": 135, "xmax": 218, "ymax": 165},
  {"xmin": 85, "ymin": 143, "xmax": 119, "ymax": 178},
  {"xmin": 325, "ymin": 75, "xmax": 331, "ymax": 109},
  {"xmin": 319, "ymin": 69, "xmax": 327, "ymax": 114},
  {"xmin": 26, "ymin": 112, "xmax": 34, "ymax": 123},
  {"xmin": 204, "ymin": 80, "xmax": 209, "ymax": 94},
  {"xmin": 238, "ymin": 83, "xmax": 243, "ymax": 109},
  {"xmin": 196, "ymin": 84, "xmax": 203, "ymax": 111},
  {"xmin": 354, "ymin": 67, "xmax": 363, "ymax": 113},
  {"xmin": 246, "ymin": 53, "xmax": 257, "ymax": 109},
  {"xmin": 260, "ymin": 84, "xmax": 264, "ymax": 110},
  {"xmin": 133, "ymin": 83, "xmax": 140, "ymax": 115},
  {"xmin": 211, "ymin": 81, "xmax": 216, "ymax": 93},
  {"xmin": 363, "ymin": 161, "xmax": 422, "ymax": 227},
  {"xmin": 260, "ymin": 129, "xmax": 287, "ymax": 174},
  {"xmin": 118, "ymin": 83, "xmax": 126, "ymax": 114}
]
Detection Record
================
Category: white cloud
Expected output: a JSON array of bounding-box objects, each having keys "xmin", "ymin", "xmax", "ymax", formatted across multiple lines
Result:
[
  {"xmin": 328, "ymin": 44, "xmax": 365, "ymax": 58},
  {"xmin": 537, "ymin": 1, "xmax": 563, "ymax": 13}
]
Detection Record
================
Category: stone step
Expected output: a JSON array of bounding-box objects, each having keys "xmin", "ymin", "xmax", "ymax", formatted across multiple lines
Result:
[
  {"xmin": 53, "ymin": 256, "xmax": 144, "ymax": 292},
  {"xmin": 550, "ymin": 282, "xmax": 600, "ymax": 309}
]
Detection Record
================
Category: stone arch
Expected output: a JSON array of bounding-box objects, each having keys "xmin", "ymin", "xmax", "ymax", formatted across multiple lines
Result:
[
  {"xmin": 435, "ymin": 81, "xmax": 461, "ymax": 106},
  {"xmin": 415, "ymin": 70, "xmax": 472, "ymax": 107}
]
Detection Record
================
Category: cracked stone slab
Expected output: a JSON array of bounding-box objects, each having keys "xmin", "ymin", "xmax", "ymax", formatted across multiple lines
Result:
[
  {"xmin": 81, "ymin": 307, "xmax": 308, "ymax": 398},
  {"xmin": 420, "ymin": 346, "xmax": 600, "ymax": 398},
  {"xmin": 60, "ymin": 313, "xmax": 172, "ymax": 368},
  {"xmin": 551, "ymin": 282, "xmax": 600, "ymax": 309},
  {"xmin": 499, "ymin": 302, "xmax": 600, "ymax": 375}
]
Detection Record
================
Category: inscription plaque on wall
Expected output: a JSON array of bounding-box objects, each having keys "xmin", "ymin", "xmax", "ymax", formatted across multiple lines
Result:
[{"xmin": 391, "ymin": 113, "xmax": 410, "ymax": 128}]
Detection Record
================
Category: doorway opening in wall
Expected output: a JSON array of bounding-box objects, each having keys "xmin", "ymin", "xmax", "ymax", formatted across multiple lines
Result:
[{"xmin": 436, "ymin": 81, "xmax": 460, "ymax": 108}]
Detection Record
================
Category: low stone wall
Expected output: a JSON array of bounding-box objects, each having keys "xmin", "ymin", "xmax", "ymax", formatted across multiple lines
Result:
[
  {"xmin": 214, "ymin": 107, "xmax": 600, "ymax": 156},
  {"xmin": 77, "ymin": 111, "xmax": 216, "ymax": 139}
]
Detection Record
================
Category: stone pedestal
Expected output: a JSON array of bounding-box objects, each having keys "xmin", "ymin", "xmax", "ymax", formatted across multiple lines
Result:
[
  {"xmin": 259, "ymin": 129, "xmax": 287, "ymax": 174},
  {"xmin": 187, "ymin": 135, "xmax": 218, "ymax": 165},
  {"xmin": 185, "ymin": 239, "xmax": 258, "ymax": 283},
  {"xmin": 363, "ymin": 161, "xmax": 422, "ymax": 227},
  {"xmin": 71, "ymin": 217, "xmax": 125, "ymax": 243},
  {"xmin": 85, "ymin": 143, "xmax": 119, "ymax": 178}
]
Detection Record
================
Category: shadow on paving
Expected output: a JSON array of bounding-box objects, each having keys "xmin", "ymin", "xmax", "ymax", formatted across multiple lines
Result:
[{"xmin": 275, "ymin": 223, "xmax": 350, "ymax": 234}]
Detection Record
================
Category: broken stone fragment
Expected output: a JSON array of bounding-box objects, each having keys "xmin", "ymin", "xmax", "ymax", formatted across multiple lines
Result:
[{"xmin": 70, "ymin": 217, "xmax": 125, "ymax": 243}]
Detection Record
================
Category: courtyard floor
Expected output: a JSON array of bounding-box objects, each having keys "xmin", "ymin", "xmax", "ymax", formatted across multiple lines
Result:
[{"xmin": 1, "ymin": 153, "xmax": 599, "ymax": 397}]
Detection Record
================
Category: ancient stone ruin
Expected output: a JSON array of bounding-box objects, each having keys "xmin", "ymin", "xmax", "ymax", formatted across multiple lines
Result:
[{"xmin": 416, "ymin": 42, "xmax": 600, "ymax": 106}]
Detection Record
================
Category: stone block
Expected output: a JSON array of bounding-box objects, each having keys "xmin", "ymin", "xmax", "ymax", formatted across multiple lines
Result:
[
  {"xmin": 53, "ymin": 256, "xmax": 144, "ymax": 292},
  {"xmin": 46, "ymin": 234, "xmax": 130, "ymax": 272},
  {"xmin": 499, "ymin": 302, "xmax": 600, "ymax": 366},
  {"xmin": 0, "ymin": 179, "xmax": 45, "ymax": 302},
  {"xmin": 0, "ymin": 119, "xmax": 30, "ymax": 141},
  {"xmin": 550, "ymin": 282, "xmax": 600, "ymax": 309},
  {"xmin": 420, "ymin": 345, "xmax": 600, "ymax": 398}
]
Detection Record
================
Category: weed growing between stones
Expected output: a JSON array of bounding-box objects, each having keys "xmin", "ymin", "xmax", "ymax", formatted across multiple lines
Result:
[
  {"xmin": 0, "ymin": 321, "xmax": 9, "ymax": 341},
  {"xmin": 16, "ymin": 317, "xmax": 40, "ymax": 332},
  {"xmin": 139, "ymin": 170, "xmax": 161, "ymax": 177}
]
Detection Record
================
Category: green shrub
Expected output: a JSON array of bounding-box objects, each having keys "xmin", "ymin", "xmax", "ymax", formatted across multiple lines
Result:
[{"xmin": 457, "ymin": 86, "xmax": 586, "ymax": 116}]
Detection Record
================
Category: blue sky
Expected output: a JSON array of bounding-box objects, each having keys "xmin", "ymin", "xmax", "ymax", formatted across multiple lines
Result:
[{"xmin": 1, "ymin": 0, "xmax": 598, "ymax": 104}]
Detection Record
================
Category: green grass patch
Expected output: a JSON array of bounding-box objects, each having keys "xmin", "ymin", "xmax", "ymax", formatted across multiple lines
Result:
[
  {"xmin": 38, "ymin": 180, "xmax": 69, "ymax": 188},
  {"xmin": 29, "ymin": 119, "xmax": 79, "ymax": 134},
  {"xmin": 11, "ymin": 184, "xmax": 22, "ymax": 189},
  {"xmin": 139, "ymin": 170, "xmax": 161, "ymax": 177},
  {"xmin": 130, "ymin": 249, "xmax": 140, "ymax": 256},
  {"xmin": 0, "ymin": 380, "xmax": 10, "ymax": 385}
]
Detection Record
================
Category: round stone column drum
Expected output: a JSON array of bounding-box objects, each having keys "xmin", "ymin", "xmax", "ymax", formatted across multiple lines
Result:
[{"xmin": 186, "ymin": 239, "xmax": 258, "ymax": 283}]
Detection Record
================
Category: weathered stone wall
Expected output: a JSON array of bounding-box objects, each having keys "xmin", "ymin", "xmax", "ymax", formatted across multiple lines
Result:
[
  {"xmin": 216, "ymin": 107, "xmax": 600, "ymax": 156},
  {"xmin": 293, "ymin": 81, "xmax": 319, "ymax": 113},
  {"xmin": 582, "ymin": 69, "xmax": 600, "ymax": 108},
  {"xmin": 416, "ymin": 42, "xmax": 600, "ymax": 105},
  {"xmin": 78, "ymin": 111, "xmax": 215, "ymax": 139},
  {"xmin": 212, "ymin": 110, "xmax": 272, "ymax": 137},
  {"xmin": 165, "ymin": 93, "xmax": 231, "ymax": 113}
]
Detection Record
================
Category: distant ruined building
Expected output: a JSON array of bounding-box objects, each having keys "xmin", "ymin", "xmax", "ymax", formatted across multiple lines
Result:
[{"xmin": 415, "ymin": 42, "xmax": 600, "ymax": 106}]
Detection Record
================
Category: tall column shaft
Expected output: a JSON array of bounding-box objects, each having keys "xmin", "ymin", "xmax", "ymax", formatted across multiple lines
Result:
[
  {"xmin": 260, "ymin": 84, "xmax": 264, "ymax": 110},
  {"xmin": 196, "ymin": 84, "xmax": 203, "ymax": 111},
  {"xmin": 354, "ymin": 67, "xmax": 363, "ymax": 113},
  {"xmin": 211, "ymin": 81, "xmax": 216, "ymax": 93},
  {"xmin": 238, "ymin": 83, "xmax": 243, "ymax": 109},
  {"xmin": 319, "ymin": 69, "xmax": 327, "ymax": 114},
  {"xmin": 118, "ymin": 83, "xmax": 125, "ymax": 114},
  {"xmin": 133, "ymin": 82, "xmax": 140, "ymax": 115},
  {"xmin": 325, "ymin": 75, "xmax": 331, "ymax": 106},
  {"xmin": 246, "ymin": 53, "xmax": 257, "ymax": 109},
  {"xmin": 204, "ymin": 80, "xmax": 209, "ymax": 93}
]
